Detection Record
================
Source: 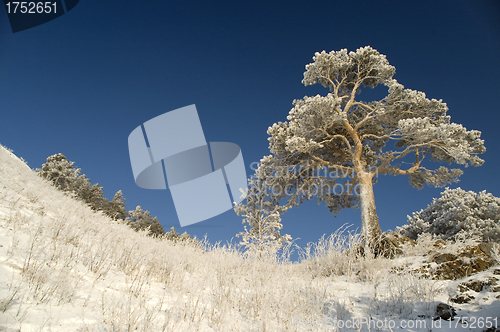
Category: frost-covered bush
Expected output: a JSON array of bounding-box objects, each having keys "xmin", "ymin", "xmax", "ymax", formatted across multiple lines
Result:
[
  {"xmin": 126, "ymin": 205, "xmax": 165, "ymax": 237},
  {"xmin": 398, "ymin": 188, "xmax": 500, "ymax": 242}
]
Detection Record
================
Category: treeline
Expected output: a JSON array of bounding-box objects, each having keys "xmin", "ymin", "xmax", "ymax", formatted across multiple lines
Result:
[{"xmin": 37, "ymin": 153, "xmax": 195, "ymax": 243}]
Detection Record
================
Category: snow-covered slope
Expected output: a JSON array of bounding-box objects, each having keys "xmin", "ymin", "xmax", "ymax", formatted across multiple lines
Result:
[{"xmin": 0, "ymin": 144, "xmax": 499, "ymax": 332}]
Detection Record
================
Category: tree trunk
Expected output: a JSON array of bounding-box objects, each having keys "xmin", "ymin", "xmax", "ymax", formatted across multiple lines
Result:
[{"xmin": 358, "ymin": 171, "xmax": 382, "ymax": 252}]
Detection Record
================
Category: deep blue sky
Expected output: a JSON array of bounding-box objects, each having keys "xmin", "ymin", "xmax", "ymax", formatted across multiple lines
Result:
[{"xmin": 1, "ymin": 0, "xmax": 499, "ymax": 252}]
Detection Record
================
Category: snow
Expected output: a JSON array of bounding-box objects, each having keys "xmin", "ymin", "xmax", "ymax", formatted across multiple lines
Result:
[{"xmin": 0, "ymin": 143, "xmax": 499, "ymax": 331}]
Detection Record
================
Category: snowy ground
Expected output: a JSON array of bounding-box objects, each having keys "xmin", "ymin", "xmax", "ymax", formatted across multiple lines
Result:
[{"xmin": 0, "ymin": 143, "xmax": 499, "ymax": 332}]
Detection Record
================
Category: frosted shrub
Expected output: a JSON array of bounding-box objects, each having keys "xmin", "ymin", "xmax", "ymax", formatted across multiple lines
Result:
[
  {"xmin": 370, "ymin": 271, "xmax": 444, "ymax": 319},
  {"xmin": 398, "ymin": 187, "xmax": 500, "ymax": 242},
  {"xmin": 299, "ymin": 224, "xmax": 363, "ymax": 278}
]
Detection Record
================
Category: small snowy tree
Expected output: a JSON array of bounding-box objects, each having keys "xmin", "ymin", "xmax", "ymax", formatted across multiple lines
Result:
[
  {"xmin": 127, "ymin": 205, "xmax": 164, "ymax": 237},
  {"xmin": 105, "ymin": 190, "xmax": 128, "ymax": 220},
  {"xmin": 37, "ymin": 153, "xmax": 111, "ymax": 212},
  {"xmin": 398, "ymin": 188, "xmax": 500, "ymax": 242},
  {"xmin": 235, "ymin": 157, "xmax": 291, "ymax": 260},
  {"xmin": 164, "ymin": 226, "xmax": 198, "ymax": 245},
  {"xmin": 37, "ymin": 153, "xmax": 82, "ymax": 192},
  {"xmin": 76, "ymin": 180, "xmax": 110, "ymax": 212},
  {"xmin": 265, "ymin": 46, "xmax": 486, "ymax": 249}
]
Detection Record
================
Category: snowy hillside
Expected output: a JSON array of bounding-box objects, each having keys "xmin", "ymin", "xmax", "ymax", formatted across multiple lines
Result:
[{"xmin": 0, "ymin": 144, "xmax": 499, "ymax": 332}]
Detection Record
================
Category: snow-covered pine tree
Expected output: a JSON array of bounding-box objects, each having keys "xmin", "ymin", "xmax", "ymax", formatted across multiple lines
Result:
[
  {"xmin": 127, "ymin": 206, "xmax": 164, "ymax": 237},
  {"xmin": 105, "ymin": 190, "xmax": 128, "ymax": 220},
  {"xmin": 75, "ymin": 180, "xmax": 110, "ymax": 212},
  {"xmin": 164, "ymin": 226, "xmax": 180, "ymax": 241},
  {"xmin": 37, "ymin": 153, "xmax": 82, "ymax": 192},
  {"xmin": 38, "ymin": 153, "xmax": 111, "ymax": 213},
  {"xmin": 235, "ymin": 157, "xmax": 291, "ymax": 261},
  {"xmin": 164, "ymin": 226, "xmax": 198, "ymax": 245},
  {"xmin": 398, "ymin": 187, "xmax": 500, "ymax": 242},
  {"xmin": 265, "ymin": 46, "xmax": 486, "ymax": 251}
]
